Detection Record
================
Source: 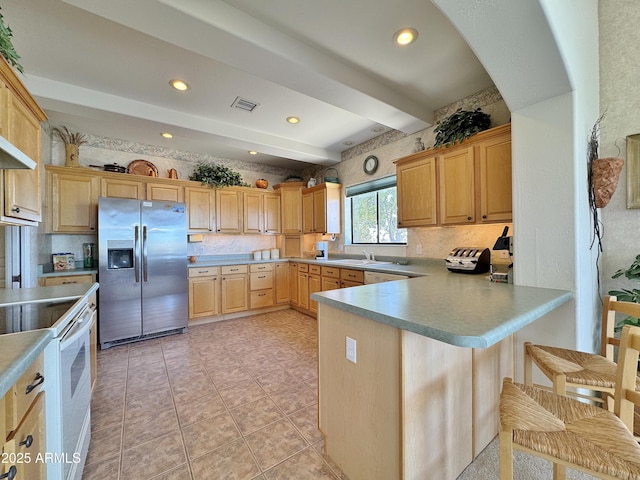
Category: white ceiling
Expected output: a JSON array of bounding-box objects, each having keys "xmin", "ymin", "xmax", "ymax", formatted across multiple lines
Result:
[{"xmin": 3, "ymin": 0, "xmax": 494, "ymax": 171}]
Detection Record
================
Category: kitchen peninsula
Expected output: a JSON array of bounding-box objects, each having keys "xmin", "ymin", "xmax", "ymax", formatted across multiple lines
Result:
[{"xmin": 312, "ymin": 272, "xmax": 572, "ymax": 480}]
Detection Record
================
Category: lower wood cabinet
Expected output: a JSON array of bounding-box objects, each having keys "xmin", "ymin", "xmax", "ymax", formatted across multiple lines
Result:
[
  {"xmin": 250, "ymin": 264, "xmax": 274, "ymax": 309},
  {"xmin": 38, "ymin": 274, "xmax": 95, "ymax": 287},
  {"xmin": 221, "ymin": 265, "xmax": 248, "ymax": 314},
  {"xmin": 188, "ymin": 267, "xmax": 220, "ymax": 319},
  {"xmin": 289, "ymin": 263, "xmax": 299, "ymax": 305},
  {"xmin": 274, "ymin": 262, "xmax": 290, "ymax": 304}
]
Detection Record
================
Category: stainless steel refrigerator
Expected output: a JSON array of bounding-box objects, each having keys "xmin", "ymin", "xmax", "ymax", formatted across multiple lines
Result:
[{"xmin": 98, "ymin": 197, "xmax": 188, "ymax": 348}]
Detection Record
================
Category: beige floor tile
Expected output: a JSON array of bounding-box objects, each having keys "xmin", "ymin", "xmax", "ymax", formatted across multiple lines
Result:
[
  {"xmin": 149, "ymin": 463, "xmax": 193, "ymax": 480},
  {"xmin": 86, "ymin": 424, "xmax": 123, "ymax": 466},
  {"xmin": 219, "ymin": 378, "xmax": 266, "ymax": 408},
  {"xmin": 288, "ymin": 404, "xmax": 324, "ymax": 445},
  {"xmin": 175, "ymin": 392, "xmax": 227, "ymax": 427},
  {"xmin": 125, "ymin": 385, "xmax": 174, "ymax": 419},
  {"xmin": 263, "ymin": 447, "xmax": 338, "ymax": 480},
  {"xmin": 82, "ymin": 454, "xmax": 120, "ymax": 480},
  {"xmin": 171, "ymin": 376, "xmax": 217, "ymax": 403},
  {"xmin": 91, "ymin": 399, "xmax": 124, "ymax": 432},
  {"xmin": 245, "ymin": 418, "xmax": 308, "ymax": 471},
  {"xmin": 230, "ymin": 396, "xmax": 285, "ymax": 434},
  {"xmin": 123, "ymin": 404, "xmax": 180, "ymax": 449},
  {"xmin": 121, "ymin": 431, "xmax": 186, "ymax": 479},
  {"xmin": 190, "ymin": 439, "xmax": 260, "ymax": 480},
  {"xmin": 269, "ymin": 382, "xmax": 317, "ymax": 415},
  {"xmin": 182, "ymin": 411, "xmax": 241, "ymax": 460},
  {"xmin": 207, "ymin": 364, "xmax": 253, "ymax": 389}
]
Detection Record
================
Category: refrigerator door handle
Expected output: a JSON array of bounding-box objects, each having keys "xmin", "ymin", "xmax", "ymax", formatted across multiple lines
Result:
[
  {"xmin": 134, "ymin": 225, "xmax": 140, "ymax": 283},
  {"xmin": 142, "ymin": 225, "xmax": 148, "ymax": 282}
]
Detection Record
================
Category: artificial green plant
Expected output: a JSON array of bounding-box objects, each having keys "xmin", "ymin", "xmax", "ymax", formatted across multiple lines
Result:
[
  {"xmin": 189, "ymin": 161, "xmax": 250, "ymax": 188},
  {"xmin": 0, "ymin": 6, "xmax": 23, "ymax": 73},
  {"xmin": 609, "ymin": 254, "xmax": 640, "ymax": 330}
]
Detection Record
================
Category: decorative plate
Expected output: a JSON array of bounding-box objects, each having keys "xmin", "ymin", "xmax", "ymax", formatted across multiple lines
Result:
[{"xmin": 128, "ymin": 159, "xmax": 159, "ymax": 177}]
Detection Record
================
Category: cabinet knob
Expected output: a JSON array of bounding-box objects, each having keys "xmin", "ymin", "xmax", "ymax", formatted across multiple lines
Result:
[
  {"xmin": 482, "ymin": 215, "xmax": 487, "ymax": 219},
  {"xmin": 11, "ymin": 207, "xmax": 20, "ymax": 213},
  {"xmin": 19, "ymin": 435, "xmax": 33, "ymax": 449},
  {"xmin": 467, "ymin": 216, "xmax": 472, "ymax": 221},
  {"xmin": 0, "ymin": 466, "xmax": 16, "ymax": 480}
]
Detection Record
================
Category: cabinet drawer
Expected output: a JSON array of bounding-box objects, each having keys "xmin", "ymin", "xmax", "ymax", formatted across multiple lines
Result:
[
  {"xmin": 188, "ymin": 266, "xmax": 220, "ymax": 277},
  {"xmin": 250, "ymin": 263, "xmax": 273, "ymax": 273},
  {"xmin": 5, "ymin": 392, "xmax": 45, "ymax": 480},
  {"xmin": 222, "ymin": 264, "xmax": 248, "ymax": 275},
  {"xmin": 309, "ymin": 264, "xmax": 321, "ymax": 275},
  {"xmin": 250, "ymin": 271, "xmax": 273, "ymax": 290},
  {"xmin": 42, "ymin": 274, "xmax": 93, "ymax": 286},
  {"xmin": 6, "ymin": 353, "xmax": 44, "ymax": 437},
  {"xmin": 250, "ymin": 289, "xmax": 274, "ymax": 309},
  {"xmin": 340, "ymin": 268, "xmax": 364, "ymax": 283},
  {"xmin": 321, "ymin": 266, "xmax": 340, "ymax": 278},
  {"xmin": 298, "ymin": 264, "xmax": 309, "ymax": 272}
]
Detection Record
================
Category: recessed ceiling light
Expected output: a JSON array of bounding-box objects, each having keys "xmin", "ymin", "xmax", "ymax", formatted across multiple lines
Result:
[
  {"xmin": 343, "ymin": 141, "xmax": 354, "ymax": 146},
  {"xmin": 286, "ymin": 116, "xmax": 300, "ymax": 124},
  {"xmin": 161, "ymin": 132, "xmax": 173, "ymax": 139},
  {"xmin": 169, "ymin": 79, "xmax": 189, "ymax": 91},
  {"xmin": 248, "ymin": 150, "xmax": 258, "ymax": 155},
  {"xmin": 394, "ymin": 28, "xmax": 418, "ymax": 46},
  {"xmin": 371, "ymin": 126, "xmax": 385, "ymax": 133}
]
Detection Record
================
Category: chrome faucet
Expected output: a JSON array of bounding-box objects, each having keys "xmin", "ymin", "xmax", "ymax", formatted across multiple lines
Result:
[{"xmin": 362, "ymin": 250, "xmax": 375, "ymax": 261}]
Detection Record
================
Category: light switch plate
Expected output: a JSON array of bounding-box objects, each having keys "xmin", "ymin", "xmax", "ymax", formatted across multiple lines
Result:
[{"xmin": 346, "ymin": 336, "xmax": 357, "ymax": 363}]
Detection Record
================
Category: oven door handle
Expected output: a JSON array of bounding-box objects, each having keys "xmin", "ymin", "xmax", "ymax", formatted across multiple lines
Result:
[{"xmin": 60, "ymin": 307, "xmax": 95, "ymax": 349}]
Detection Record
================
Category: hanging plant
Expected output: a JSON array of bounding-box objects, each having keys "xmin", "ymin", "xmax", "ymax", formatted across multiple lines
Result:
[
  {"xmin": 189, "ymin": 161, "xmax": 250, "ymax": 188},
  {"xmin": 0, "ymin": 6, "xmax": 23, "ymax": 73},
  {"xmin": 433, "ymin": 108, "xmax": 491, "ymax": 148}
]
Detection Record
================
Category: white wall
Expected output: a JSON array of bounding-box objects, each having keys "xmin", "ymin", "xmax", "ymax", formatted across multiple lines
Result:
[{"xmin": 599, "ymin": 0, "xmax": 640, "ymax": 297}]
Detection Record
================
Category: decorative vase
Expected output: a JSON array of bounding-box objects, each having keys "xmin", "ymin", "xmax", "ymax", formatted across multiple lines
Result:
[
  {"xmin": 256, "ymin": 178, "xmax": 268, "ymax": 189},
  {"xmin": 592, "ymin": 157, "xmax": 624, "ymax": 208},
  {"xmin": 414, "ymin": 137, "xmax": 425, "ymax": 153},
  {"xmin": 64, "ymin": 144, "xmax": 80, "ymax": 167}
]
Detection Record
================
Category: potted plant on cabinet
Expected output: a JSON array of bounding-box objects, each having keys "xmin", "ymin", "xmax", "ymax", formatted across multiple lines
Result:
[
  {"xmin": 189, "ymin": 161, "xmax": 250, "ymax": 188},
  {"xmin": 0, "ymin": 6, "xmax": 23, "ymax": 73},
  {"xmin": 433, "ymin": 108, "xmax": 491, "ymax": 148},
  {"xmin": 609, "ymin": 254, "xmax": 640, "ymax": 331}
]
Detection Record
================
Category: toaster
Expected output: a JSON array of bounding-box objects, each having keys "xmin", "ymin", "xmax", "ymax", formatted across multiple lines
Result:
[{"xmin": 445, "ymin": 247, "xmax": 491, "ymax": 274}]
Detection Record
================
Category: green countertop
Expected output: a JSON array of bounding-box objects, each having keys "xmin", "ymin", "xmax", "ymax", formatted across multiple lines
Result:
[{"xmin": 311, "ymin": 268, "xmax": 572, "ymax": 348}]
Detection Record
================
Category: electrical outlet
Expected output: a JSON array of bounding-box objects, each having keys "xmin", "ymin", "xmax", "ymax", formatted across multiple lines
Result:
[
  {"xmin": 346, "ymin": 336, "xmax": 357, "ymax": 363},
  {"xmin": 416, "ymin": 244, "xmax": 423, "ymax": 255}
]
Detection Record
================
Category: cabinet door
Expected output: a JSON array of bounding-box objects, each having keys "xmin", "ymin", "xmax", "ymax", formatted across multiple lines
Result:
[
  {"xmin": 289, "ymin": 263, "xmax": 299, "ymax": 304},
  {"xmin": 275, "ymin": 263, "xmax": 290, "ymax": 304},
  {"xmin": 439, "ymin": 146, "xmax": 475, "ymax": 225},
  {"xmin": 185, "ymin": 187, "xmax": 215, "ymax": 233},
  {"xmin": 302, "ymin": 191, "xmax": 314, "ymax": 233},
  {"xmin": 146, "ymin": 182, "xmax": 184, "ymax": 202},
  {"xmin": 309, "ymin": 274, "xmax": 321, "ymax": 313},
  {"xmin": 3, "ymin": 91, "xmax": 42, "ymax": 223},
  {"xmin": 396, "ymin": 155, "xmax": 437, "ymax": 227},
  {"xmin": 216, "ymin": 189, "xmax": 243, "ymax": 233},
  {"xmin": 221, "ymin": 274, "xmax": 248, "ymax": 313},
  {"xmin": 280, "ymin": 186, "xmax": 302, "ymax": 234},
  {"xmin": 5, "ymin": 392, "xmax": 46, "ymax": 480},
  {"xmin": 189, "ymin": 275, "xmax": 220, "ymax": 318},
  {"xmin": 312, "ymin": 188, "xmax": 327, "ymax": 234},
  {"xmin": 263, "ymin": 192, "xmax": 281, "ymax": 234},
  {"xmin": 102, "ymin": 177, "xmax": 144, "ymax": 199},
  {"xmin": 244, "ymin": 191, "xmax": 263, "ymax": 234},
  {"xmin": 478, "ymin": 133, "xmax": 512, "ymax": 222},
  {"xmin": 48, "ymin": 170, "xmax": 100, "ymax": 233},
  {"xmin": 322, "ymin": 277, "xmax": 340, "ymax": 291},
  {"xmin": 297, "ymin": 272, "xmax": 309, "ymax": 309}
]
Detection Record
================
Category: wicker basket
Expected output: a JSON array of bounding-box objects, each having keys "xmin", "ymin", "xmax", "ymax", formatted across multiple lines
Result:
[
  {"xmin": 324, "ymin": 167, "xmax": 340, "ymax": 184},
  {"xmin": 592, "ymin": 157, "xmax": 624, "ymax": 208}
]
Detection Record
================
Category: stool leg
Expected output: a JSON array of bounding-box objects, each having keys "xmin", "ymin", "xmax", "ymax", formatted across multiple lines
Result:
[
  {"xmin": 553, "ymin": 462, "xmax": 567, "ymax": 480},
  {"xmin": 553, "ymin": 374, "xmax": 567, "ymax": 396},
  {"xmin": 499, "ymin": 430, "xmax": 514, "ymax": 480},
  {"xmin": 524, "ymin": 342, "xmax": 533, "ymax": 386}
]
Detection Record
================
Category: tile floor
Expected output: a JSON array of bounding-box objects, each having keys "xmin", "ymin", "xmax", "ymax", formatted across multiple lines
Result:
[{"xmin": 83, "ymin": 308, "xmax": 598, "ymax": 480}]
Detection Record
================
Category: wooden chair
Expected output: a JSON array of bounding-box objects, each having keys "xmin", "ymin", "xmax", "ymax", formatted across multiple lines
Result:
[
  {"xmin": 523, "ymin": 295, "xmax": 627, "ymax": 406},
  {"xmin": 499, "ymin": 322, "xmax": 640, "ymax": 479}
]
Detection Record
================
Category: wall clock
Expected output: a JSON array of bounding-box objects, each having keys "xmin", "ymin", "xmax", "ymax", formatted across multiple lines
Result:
[{"xmin": 363, "ymin": 155, "xmax": 378, "ymax": 175}]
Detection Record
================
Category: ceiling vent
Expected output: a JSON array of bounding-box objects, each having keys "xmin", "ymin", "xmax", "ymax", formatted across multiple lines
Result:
[{"xmin": 231, "ymin": 96, "xmax": 260, "ymax": 112}]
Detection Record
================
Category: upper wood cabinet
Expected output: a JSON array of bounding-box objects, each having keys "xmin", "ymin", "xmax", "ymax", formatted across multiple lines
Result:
[
  {"xmin": 395, "ymin": 124, "xmax": 512, "ymax": 227},
  {"xmin": 46, "ymin": 167, "xmax": 100, "ymax": 233},
  {"xmin": 185, "ymin": 186, "xmax": 215, "ymax": 233},
  {"xmin": 274, "ymin": 182, "xmax": 304, "ymax": 234},
  {"xmin": 396, "ymin": 154, "xmax": 438, "ymax": 227},
  {"xmin": 146, "ymin": 182, "xmax": 184, "ymax": 202},
  {"xmin": 216, "ymin": 189, "xmax": 243, "ymax": 233},
  {"xmin": 0, "ymin": 56, "xmax": 47, "ymax": 225},
  {"xmin": 101, "ymin": 177, "xmax": 144, "ymax": 199},
  {"xmin": 263, "ymin": 192, "xmax": 281, "ymax": 234},
  {"xmin": 478, "ymin": 130, "xmax": 512, "ymax": 223},
  {"xmin": 243, "ymin": 190, "xmax": 281, "ymax": 234},
  {"xmin": 439, "ymin": 146, "xmax": 475, "ymax": 225},
  {"xmin": 302, "ymin": 183, "xmax": 341, "ymax": 234}
]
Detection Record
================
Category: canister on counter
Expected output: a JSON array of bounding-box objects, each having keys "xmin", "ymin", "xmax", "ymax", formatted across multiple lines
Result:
[
  {"xmin": 261, "ymin": 249, "xmax": 271, "ymax": 260},
  {"xmin": 83, "ymin": 242, "xmax": 95, "ymax": 268},
  {"xmin": 253, "ymin": 250, "xmax": 262, "ymax": 260},
  {"xmin": 270, "ymin": 248, "xmax": 280, "ymax": 259}
]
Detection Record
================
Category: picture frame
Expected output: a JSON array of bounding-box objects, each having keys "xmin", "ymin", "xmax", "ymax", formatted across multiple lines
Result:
[{"xmin": 627, "ymin": 133, "xmax": 640, "ymax": 208}]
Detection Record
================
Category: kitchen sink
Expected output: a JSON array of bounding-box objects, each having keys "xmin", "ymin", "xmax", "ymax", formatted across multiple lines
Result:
[{"xmin": 326, "ymin": 259, "xmax": 393, "ymax": 266}]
